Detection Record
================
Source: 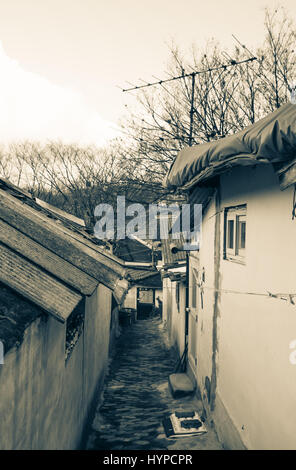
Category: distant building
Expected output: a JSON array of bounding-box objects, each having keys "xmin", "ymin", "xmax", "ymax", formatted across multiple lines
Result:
[{"xmin": 115, "ymin": 238, "xmax": 162, "ymax": 319}]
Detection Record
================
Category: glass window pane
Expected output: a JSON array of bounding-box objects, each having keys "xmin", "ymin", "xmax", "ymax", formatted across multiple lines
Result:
[
  {"xmin": 240, "ymin": 221, "xmax": 246, "ymax": 249},
  {"xmin": 227, "ymin": 220, "xmax": 234, "ymax": 249}
]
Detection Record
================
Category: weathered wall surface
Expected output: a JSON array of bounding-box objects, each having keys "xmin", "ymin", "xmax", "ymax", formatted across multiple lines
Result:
[
  {"xmin": 188, "ymin": 197, "xmax": 216, "ymax": 411},
  {"xmin": 162, "ymin": 277, "xmax": 170, "ymax": 324},
  {"xmin": 83, "ymin": 283, "xmax": 112, "ymax": 426},
  {"xmin": 193, "ymin": 164, "xmax": 296, "ymax": 449},
  {"xmin": 123, "ymin": 286, "xmax": 137, "ymax": 310},
  {"xmin": 168, "ymin": 281, "xmax": 186, "ymax": 357},
  {"xmin": 155, "ymin": 289, "xmax": 163, "ymax": 305},
  {"xmin": 0, "ymin": 283, "xmax": 112, "ymax": 450}
]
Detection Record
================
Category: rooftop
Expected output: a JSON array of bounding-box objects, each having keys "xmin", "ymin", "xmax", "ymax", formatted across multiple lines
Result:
[
  {"xmin": 0, "ymin": 183, "xmax": 130, "ymax": 304},
  {"xmin": 164, "ymin": 103, "xmax": 296, "ymax": 191},
  {"xmin": 113, "ymin": 238, "xmax": 152, "ymax": 263}
]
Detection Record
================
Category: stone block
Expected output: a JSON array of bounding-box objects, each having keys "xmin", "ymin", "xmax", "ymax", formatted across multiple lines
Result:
[{"xmin": 168, "ymin": 373, "xmax": 195, "ymax": 398}]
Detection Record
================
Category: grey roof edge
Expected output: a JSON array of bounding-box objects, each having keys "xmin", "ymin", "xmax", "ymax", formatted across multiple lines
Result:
[
  {"xmin": 0, "ymin": 178, "xmax": 129, "ymax": 269},
  {"xmin": 0, "ymin": 218, "xmax": 98, "ymax": 296},
  {"xmin": 179, "ymin": 156, "xmax": 270, "ymax": 191},
  {"xmin": 0, "ymin": 242, "xmax": 83, "ymax": 323},
  {"xmin": 113, "ymin": 278, "xmax": 129, "ymax": 305},
  {"xmin": 164, "ymin": 103, "xmax": 296, "ymax": 191},
  {"xmin": 0, "ymin": 189, "xmax": 127, "ymax": 290}
]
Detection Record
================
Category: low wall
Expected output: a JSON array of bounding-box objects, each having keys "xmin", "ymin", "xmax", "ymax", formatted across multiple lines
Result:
[{"xmin": 0, "ymin": 283, "xmax": 112, "ymax": 450}]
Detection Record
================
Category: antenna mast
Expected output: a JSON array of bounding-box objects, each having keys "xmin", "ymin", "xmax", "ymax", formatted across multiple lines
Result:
[{"xmin": 121, "ymin": 57, "xmax": 257, "ymax": 147}]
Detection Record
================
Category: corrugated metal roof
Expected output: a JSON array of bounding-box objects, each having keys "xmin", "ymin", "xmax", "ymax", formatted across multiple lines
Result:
[
  {"xmin": 0, "ymin": 242, "xmax": 82, "ymax": 322},
  {"xmin": 0, "ymin": 218, "xmax": 97, "ymax": 296}
]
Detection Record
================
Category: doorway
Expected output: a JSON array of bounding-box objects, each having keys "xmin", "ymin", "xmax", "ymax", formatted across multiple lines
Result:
[{"xmin": 137, "ymin": 287, "xmax": 154, "ymax": 319}]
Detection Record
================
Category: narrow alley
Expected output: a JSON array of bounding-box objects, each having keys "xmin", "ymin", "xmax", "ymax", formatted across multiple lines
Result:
[{"xmin": 85, "ymin": 317, "xmax": 222, "ymax": 451}]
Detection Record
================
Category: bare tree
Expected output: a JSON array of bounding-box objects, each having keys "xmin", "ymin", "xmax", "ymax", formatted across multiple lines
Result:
[
  {"xmin": 0, "ymin": 7, "xmax": 294, "ymax": 227},
  {"xmin": 118, "ymin": 7, "xmax": 296, "ymax": 183}
]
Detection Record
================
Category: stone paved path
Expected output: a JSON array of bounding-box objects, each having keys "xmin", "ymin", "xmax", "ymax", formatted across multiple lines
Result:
[{"xmin": 85, "ymin": 317, "xmax": 222, "ymax": 450}]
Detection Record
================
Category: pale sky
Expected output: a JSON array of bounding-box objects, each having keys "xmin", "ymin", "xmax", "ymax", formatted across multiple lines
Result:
[{"xmin": 0, "ymin": 0, "xmax": 295, "ymax": 146}]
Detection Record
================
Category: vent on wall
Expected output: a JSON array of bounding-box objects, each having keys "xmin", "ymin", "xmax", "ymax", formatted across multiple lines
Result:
[{"xmin": 65, "ymin": 305, "xmax": 84, "ymax": 361}]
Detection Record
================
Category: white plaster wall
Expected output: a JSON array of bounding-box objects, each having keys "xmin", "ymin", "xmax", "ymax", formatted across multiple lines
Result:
[
  {"xmin": 0, "ymin": 283, "xmax": 112, "ymax": 450},
  {"xmin": 123, "ymin": 286, "xmax": 137, "ymax": 310},
  {"xmin": 189, "ymin": 197, "xmax": 216, "ymax": 402},
  {"xmin": 170, "ymin": 281, "xmax": 186, "ymax": 356},
  {"xmin": 162, "ymin": 277, "xmax": 171, "ymax": 324},
  {"xmin": 215, "ymin": 164, "xmax": 296, "ymax": 449}
]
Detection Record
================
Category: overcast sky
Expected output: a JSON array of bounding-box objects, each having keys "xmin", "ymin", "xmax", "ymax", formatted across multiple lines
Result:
[{"xmin": 0, "ymin": 0, "xmax": 295, "ymax": 146}]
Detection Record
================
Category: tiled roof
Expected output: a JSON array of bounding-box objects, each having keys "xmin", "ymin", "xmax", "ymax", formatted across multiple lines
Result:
[
  {"xmin": 113, "ymin": 238, "xmax": 152, "ymax": 263},
  {"xmin": 0, "ymin": 178, "xmax": 85, "ymax": 229},
  {"xmin": 0, "ymin": 242, "xmax": 82, "ymax": 322},
  {"xmin": 0, "ymin": 218, "xmax": 97, "ymax": 296},
  {"xmin": 125, "ymin": 267, "xmax": 159, "ymax": 282},
  {"xmin": 0, "ymin": 187, "xmax": 128, "ymax": 303},
  {"xmin": 135, "ymin": 271, "xmax": 162, "ymax": 288}
]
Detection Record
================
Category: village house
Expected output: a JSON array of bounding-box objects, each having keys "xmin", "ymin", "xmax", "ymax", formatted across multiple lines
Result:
[
  {"xmin": 164, "ymin": 103, "xmax": 296, "ymax": 450},
  {"xmin": 115, "ymin": 238, "xmax": 162, "ymax": 321},
  {"xmin": 0, "ymin": 178, "xmax": 135, "ymax": 450},
  {"xmin": 157, "ymin": 217, "xmax": 187, "ymax": 359}
]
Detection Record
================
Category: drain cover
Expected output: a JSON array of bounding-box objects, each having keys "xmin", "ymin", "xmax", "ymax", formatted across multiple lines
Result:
[{"xmin": 163, "ymin": 411, "xmax": 207, "ymax": 437}]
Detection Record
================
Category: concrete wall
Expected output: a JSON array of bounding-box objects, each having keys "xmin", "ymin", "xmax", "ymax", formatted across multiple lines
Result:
[
  {"xmin": 169, "ymin": 281, "xmax": 186, "ymax": 357},
  {"xmin": 162, "ymin": 277, "xmax": 170, "ymax": 324},
  {"xmin": 191, "ymin": 163, "xmax": 296, "ymax": 449},
  {"xmin": 123, "ymin": 286, "xmax": 137, "ymax": 310},
  {"xmin": 162, "ymin": 277, "xmax": 186, "ymax": 357},
  {"xmin": 0, "ymin": 283, "xmax": 112, "ymax": 450},
  {"xmin": 188, "ymin": 197, "xmax": 216, "ymax": 407}
]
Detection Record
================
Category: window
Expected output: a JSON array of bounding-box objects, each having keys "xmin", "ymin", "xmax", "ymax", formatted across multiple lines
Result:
[{"xmin": 224, "ymin": 205, "xmax": 247, "ymax": 263}]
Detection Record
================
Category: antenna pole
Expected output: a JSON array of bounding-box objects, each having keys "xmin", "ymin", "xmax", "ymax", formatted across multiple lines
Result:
[
  {"xmin": 189, "ymin": 73, "xmax": 195, "ymax": 147},
  {"xmin": 120, "ymin": 56, "xmax": 257, "ymax": 145}
]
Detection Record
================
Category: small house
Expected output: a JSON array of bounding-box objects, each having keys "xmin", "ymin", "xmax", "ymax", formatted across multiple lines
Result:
[
  {"xmin": 157, "ymin": 223, "xmax": 187, "ymax": 358},
  {"xmin": 0, "ymin": 179, "xmax": 130, "ymax": 449},
  {"xmin": 115, "ymin": 238, "xmax": 162, "ymax": 320},
  {"xmin": 164, "ymin": 103, "xmax": 296, "ymax": 450}
]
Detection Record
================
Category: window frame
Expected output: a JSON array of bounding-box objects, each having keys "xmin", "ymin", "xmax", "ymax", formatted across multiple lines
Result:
[{"xmin": 224, "ymin": 205, "xmax": 247, "ymax": 264}]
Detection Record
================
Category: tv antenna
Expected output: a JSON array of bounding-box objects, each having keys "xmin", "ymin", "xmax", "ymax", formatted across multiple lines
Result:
[{"xmin": 121, "ymin": 56, "xmax": 257, "ymax": 146}]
